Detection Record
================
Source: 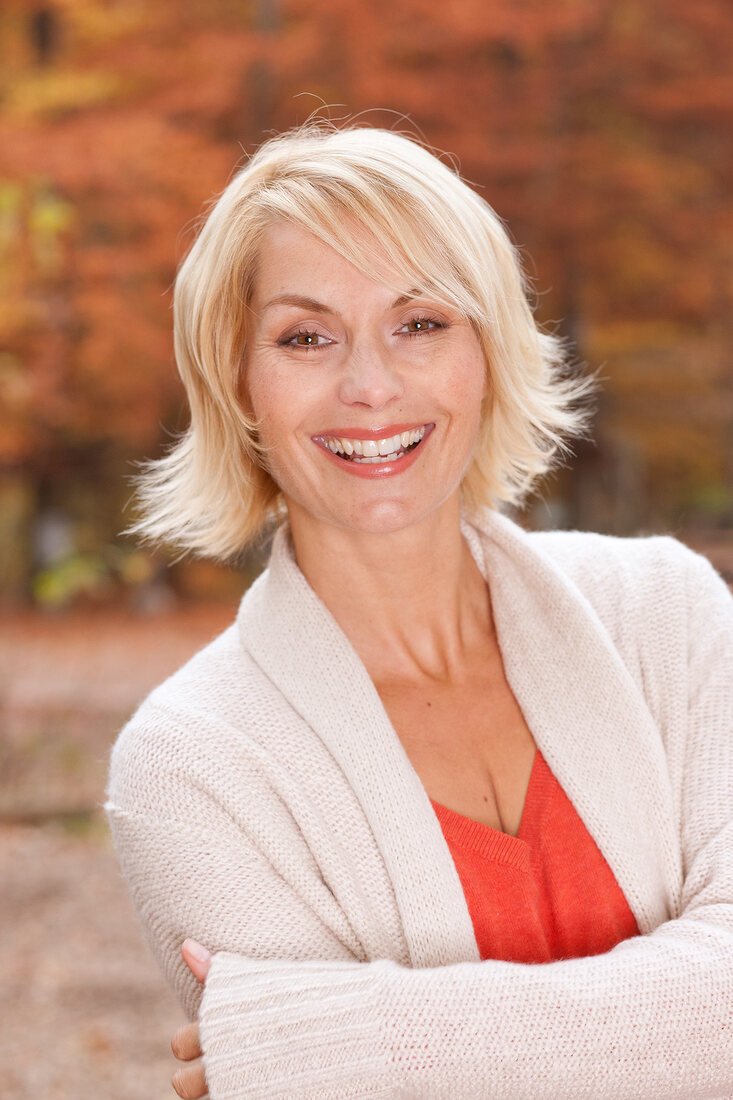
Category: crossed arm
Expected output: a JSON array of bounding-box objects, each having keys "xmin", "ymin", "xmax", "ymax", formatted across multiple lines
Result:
[
  {"xmin": 172, "ymin": 912, "xmax": 733, "ymax": 1099},
  {"xmin": 118, "ymin": 752, "xmax": 733, "ymax": 1097},
  {"xmin": 109, "ymin": 553, "xmax": 733, "ymax": 1100}
]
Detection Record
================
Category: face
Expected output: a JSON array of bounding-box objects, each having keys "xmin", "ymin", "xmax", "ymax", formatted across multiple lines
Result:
[{"xmin": 244, "ymin": 220, "xmax": 488, "ymax": 542}]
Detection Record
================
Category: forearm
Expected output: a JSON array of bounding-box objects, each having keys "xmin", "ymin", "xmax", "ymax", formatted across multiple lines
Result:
[{"xmin": 201, "ymin": 916, "xmax": 733, "ymax": 1100}]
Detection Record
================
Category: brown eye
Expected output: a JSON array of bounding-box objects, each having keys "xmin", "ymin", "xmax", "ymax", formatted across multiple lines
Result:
[
  {"xmin": 401, "ymin": 317, "xmax": 442, "ymax": 335},
  {"xmin": 279, "ymin": 329, "xmax": 328, "ymax": 348}
]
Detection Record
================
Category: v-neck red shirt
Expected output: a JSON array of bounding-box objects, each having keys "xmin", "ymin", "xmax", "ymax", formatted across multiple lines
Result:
[{"xmin": 431, "ymin": 750, "xmax": 639, "ymax": 963}]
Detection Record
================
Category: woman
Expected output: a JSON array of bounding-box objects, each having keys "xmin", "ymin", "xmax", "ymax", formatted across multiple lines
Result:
[{"xmin": 106, "ymin": 123, "xmax": 733, "ymax": 1099}]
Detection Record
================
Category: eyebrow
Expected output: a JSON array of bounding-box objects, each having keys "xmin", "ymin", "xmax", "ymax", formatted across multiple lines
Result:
[
  {"xmin": 261, "ymin": 294, "xmax": 331, "ymax": 313},
  {"xmin": 260, "ymin": 290, "xmax": 423, "ymax": 313},
  {"xmin": 392, "ymin": 291, "xmax": 421, "ymax": 308}
]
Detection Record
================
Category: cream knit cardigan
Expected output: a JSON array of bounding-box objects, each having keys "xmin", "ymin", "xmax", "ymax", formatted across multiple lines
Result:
[{"xmin": 107, "ymin": 509, "xmax": 733, "ymax": 1099}]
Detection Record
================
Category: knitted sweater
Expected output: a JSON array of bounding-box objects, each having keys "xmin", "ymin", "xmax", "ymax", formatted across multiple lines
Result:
[{"xmin": 106, "ymin": 508, "xmax": 733, "ymax": 1099}]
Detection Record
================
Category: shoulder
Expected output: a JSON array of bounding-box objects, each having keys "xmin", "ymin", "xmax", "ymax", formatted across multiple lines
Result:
[
  {"xmin": 472, "ymin": 508, "xmax": 732, "ymax": 647},
  {"xmin": 528, "ymin": 526, "xmax": 697, "ymax": 580},
  {"xmin": 472, "ymin": 507, "xmax": 718, "ymax": 602},
  {"xmin": 525, "ymin": 526, "xmax": 732, "ymax": 678},
  {"xmin": 526, "ymin": 526, "xmax": 722, "ymax": 613},
  {"xmin": 107, "ymin": 617, "xmax": 277, "ymax": 809}
]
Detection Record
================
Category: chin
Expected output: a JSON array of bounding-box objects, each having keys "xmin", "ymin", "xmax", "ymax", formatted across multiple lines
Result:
[
  {"xmin": 285, "ymin": 484, "xmax": 461, "ymax": 543},
  {"xmin": 339, "ymin": 494, "xmax": 451, "ymax": 537}
]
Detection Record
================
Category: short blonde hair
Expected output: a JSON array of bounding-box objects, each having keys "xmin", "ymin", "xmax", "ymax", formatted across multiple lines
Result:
[{"xmin": 131, "ymin": 122, "xmax": 591, "ymax": 560}]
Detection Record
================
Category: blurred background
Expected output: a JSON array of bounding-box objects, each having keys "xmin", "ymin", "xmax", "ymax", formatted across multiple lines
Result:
[{"xmin": 0, "ymin": 0, "xmax": 731, "ymax": 1096}]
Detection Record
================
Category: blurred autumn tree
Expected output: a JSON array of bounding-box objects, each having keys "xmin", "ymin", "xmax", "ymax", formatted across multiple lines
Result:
[{"xmin": 0, "ymin": 0, "xmax": 731, "ymax": 603}]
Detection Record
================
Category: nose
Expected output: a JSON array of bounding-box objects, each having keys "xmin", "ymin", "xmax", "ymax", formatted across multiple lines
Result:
[{"xmin": 337, "ymin": 341, "xmax": 405, "ymax": 410}]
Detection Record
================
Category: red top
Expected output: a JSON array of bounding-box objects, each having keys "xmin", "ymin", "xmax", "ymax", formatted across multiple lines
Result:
[{"xmin": 431, "ymin": 750, "xmax": 639, "ymax": 963}]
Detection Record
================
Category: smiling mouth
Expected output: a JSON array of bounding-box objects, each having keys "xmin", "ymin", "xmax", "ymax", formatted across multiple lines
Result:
[{"xmin": 315, "ymin": 425, "xmax": 430, "ymax": 464}]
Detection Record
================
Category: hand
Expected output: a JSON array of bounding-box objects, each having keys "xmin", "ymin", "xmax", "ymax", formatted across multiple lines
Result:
[{"xmin": 171, "ymin": 939, "xmax": 212, "ymax": 1099}]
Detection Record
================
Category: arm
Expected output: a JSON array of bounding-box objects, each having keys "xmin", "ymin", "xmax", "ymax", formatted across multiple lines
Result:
[{"xmin": 105, "ymin": 767, "xmax": 361, "ymax": 1022}]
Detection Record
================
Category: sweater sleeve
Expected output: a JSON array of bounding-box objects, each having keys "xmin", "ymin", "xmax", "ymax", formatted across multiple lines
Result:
[
  {"xmin": 105, "ymin": 728, "xmax": 367, "ymax": 1023},
  {"xmin": 197, "ymin": 547, "xmax": 733, "ymax": 1100}
]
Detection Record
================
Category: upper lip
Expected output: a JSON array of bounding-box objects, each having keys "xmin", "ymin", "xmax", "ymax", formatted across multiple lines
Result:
[{"xmin": 313, "ymin": 422, "xmax": 430, "ymax": 441}]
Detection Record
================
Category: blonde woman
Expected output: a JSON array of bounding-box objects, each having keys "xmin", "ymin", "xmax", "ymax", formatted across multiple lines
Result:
[{"xmin": 106, "ymin": 123, "xmax": 733, "ymax": 1099}]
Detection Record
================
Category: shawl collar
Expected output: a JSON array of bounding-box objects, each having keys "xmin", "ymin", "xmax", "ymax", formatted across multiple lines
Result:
[
  {"xmin": 238, "ymin": 525, "xmax": 478, "ymax": 967},
  {"xmin": 238, "ymin": 510, "xmax": 679, "ymax": 966},
  {"xmin": 462, "ymin": 509, "xmax": 681, "ymax": 931}
]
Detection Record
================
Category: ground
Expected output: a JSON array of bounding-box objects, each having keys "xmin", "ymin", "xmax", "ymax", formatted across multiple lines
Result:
[{"xmin": 0, "ymin": 602, "xmax": 235, "ymax": 1100}]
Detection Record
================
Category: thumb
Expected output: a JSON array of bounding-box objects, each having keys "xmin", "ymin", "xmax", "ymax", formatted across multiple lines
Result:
[{"xmin": 181, "ymin": 938, "xmax": 212, "ymax": 983}]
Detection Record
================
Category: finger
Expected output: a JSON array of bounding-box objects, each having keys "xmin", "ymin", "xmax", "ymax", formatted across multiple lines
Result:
[
  {"xmin": 171, "ymin": 1021, "xmax": 202, "ymax": 1061},
  {"xmin": 181, "ymin": 938, "xmax": 212, "ymax": 983},
  {"xmin": 172, "ymin": 1059, "xmax": 207, "ymax": 1099}
]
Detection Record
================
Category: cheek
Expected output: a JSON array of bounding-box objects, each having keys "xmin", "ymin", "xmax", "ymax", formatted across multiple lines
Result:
[
  {"xmin": 240, "ymin": 364, "xmax": 287, "ymax": 476},
  {"xmin": 243, "ymin": 357, "xmax": 286, "ymax": 435},
  {"xmin": 480, "ymin": 359, "xmax": 490, "ymax": 401},
  {"xmin": 239, "ymin": 354, "xmax": 257, "ymax": 420},
  {"xmin": 470, "ymin": 344, "xmax": 490, "ymax": 401},
  {"xmin": 470, "ymin": 356, "xmax": 490, "ymax": 431},
  {"xmin": 462, "ymin": 333, "xmax": 490, "ymax": 403},
  {"xmin": 244, "ymin": 363, "xmax": 319, "ymax": 489},
  {"xmin": 453, "ymin": 352, "xmax": 489, "ymax": 422}
]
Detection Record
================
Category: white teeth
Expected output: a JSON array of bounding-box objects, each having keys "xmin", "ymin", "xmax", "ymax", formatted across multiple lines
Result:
[
  {"xmin": 321, "ymin": 426, "xmax": 428, "ymax": 461},
  {"xmin": 352, "ymin": 452, "xmax": 402, "ymax": 464}
]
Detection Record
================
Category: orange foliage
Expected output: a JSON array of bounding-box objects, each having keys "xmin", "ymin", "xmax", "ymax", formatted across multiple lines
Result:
[{"xmin": 0, "ymin": 0, "xmax": 731, "ymax": 535}]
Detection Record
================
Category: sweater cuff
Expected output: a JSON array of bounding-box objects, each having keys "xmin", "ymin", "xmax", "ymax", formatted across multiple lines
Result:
[{"xmin": 200, "ymin": 952, "xmax": 400, "ymax": 1099}]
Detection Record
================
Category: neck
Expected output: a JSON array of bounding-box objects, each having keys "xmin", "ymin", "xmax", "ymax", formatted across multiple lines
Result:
[{"xmin": 287, "ymin": 498, "xmax": 493, "ymax": 683}]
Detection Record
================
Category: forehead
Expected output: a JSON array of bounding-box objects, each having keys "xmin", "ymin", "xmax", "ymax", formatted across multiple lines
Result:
[{"xmin": 251, "ymin": 219, "xmax": 437, "ymax": 310}]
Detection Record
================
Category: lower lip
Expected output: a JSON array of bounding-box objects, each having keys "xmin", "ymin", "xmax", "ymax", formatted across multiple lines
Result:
[{"xmin": 314, "ymin": 425, "xmax": 435, "ymax": 479}]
